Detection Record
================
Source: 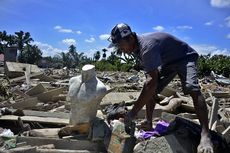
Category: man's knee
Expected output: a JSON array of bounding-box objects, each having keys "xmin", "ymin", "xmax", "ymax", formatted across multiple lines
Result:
[
  {"xmin": 183, "ymin": 83, "xmax": 200, "ymax": 95},
  {"xmin": 189, "ymin": 90, "xmax": 207, "ymax": 108}
]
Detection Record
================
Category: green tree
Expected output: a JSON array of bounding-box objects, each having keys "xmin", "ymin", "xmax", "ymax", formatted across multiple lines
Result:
[
  {"xmin": 94, "ymin": 51, "xmax": 101, "ymax": 61},
  {"xmin": 18, "ymin": 44, "xmax": 42, "ymax": 64},
  {"xmin": 57, "ymin": 52, "xmax": 72, "ymax": 69},
  {"xmin": 68, "ymin": 44, "xmax": 87, "ymax": 68},
  {"xmin": 0, "ymin": 31, "xmax": 16, "ymax": 53},
  {"xmin": 15, "ymin": 31, "xmax": 33, "ymax": 62}
]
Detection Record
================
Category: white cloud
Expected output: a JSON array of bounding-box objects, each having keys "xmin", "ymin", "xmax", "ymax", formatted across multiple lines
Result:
[
  {"xmin": 54, "ymin": 25, "xmax": 62, "ymax": 30},
  {"xmin": 32, "ymin": 41, "xmax": 67, "ymax": 57},
  {"xmin": 227, "ymin": 33, "xmax": 230, "ymax": 39},
  {"xmin": 176, "ymin": 25, "xmax": 193, "ymax": 30},
  {"xmin": 191, "ymin": 44, "xmax": 230, "ymax": 56},
  {"xmin": 204, "ymin": 21, "xmax": 214, "ymax": 26},
  {"xmin": 59, "ymin": 29, "xmax": 73, "ymax": 33},
  {"xmin": 225, "ymin": 16, "xmax": 230, "ymax": 27},
  {"xmin": 99, "ymin": 34, "xmax": 110, "ymax": 40},
  {"xmin": 85, "ymin": 37, "xmax": 95, "ymax": 43},
  {"xmin": 76, "ymin": 31, "xmax": 82, "ymax": 34},
  {"xmin": 210, "ymin": 0, "xmax": 230, "ymax": 8},
  {"xmin": 54, "ymin": 25, "xmax": 81, "ymax": 34},
  {"xmin": 153, "ymin": 26, "xmax": 165, "ymax": 31},
  {"xmin": 62, "ymin": 38, "xmax": 76, "ymax": 46}
]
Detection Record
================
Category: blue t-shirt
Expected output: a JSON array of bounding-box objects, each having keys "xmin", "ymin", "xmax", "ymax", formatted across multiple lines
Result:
[{"xmin": 135, "ymin": 32, "xmax": 198, "ymax": 72}]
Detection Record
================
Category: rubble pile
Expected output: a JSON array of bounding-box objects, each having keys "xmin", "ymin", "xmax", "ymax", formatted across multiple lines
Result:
[{"xmin": 0, "ymin": 62, "xmax": 229, "ymax": 153}]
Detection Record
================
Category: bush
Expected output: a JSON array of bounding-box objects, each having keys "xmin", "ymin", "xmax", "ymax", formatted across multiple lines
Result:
[
  {"xmin": 197, "ymin": 54, "xmax": 230, "ymax": 78},
  {"xmin": 94, "ymin": 59, "xmax": 133, "ymax": 72}
]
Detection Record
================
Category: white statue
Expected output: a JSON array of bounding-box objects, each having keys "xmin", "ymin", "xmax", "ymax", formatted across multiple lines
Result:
[{"xmin": 68, "ymin": 64, "xmax": 107, "ymax": 125}]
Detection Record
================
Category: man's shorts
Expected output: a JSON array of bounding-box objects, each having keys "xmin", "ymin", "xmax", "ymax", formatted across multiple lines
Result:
[{"xmin": 156, "ymin": 56, "xmax": 200, "ymax": 95}]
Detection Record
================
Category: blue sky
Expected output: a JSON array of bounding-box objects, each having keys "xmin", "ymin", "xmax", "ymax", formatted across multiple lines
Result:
[{"xmin": 0, "ymin": 0, "xmax": 230, "ymax": 57}]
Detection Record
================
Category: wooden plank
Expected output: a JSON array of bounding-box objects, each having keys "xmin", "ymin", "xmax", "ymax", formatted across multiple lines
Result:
[
  {"xmin": 9, "ymin": 109, "xmax": 69, "ymax": 119},
  {"xmin": 209, "ymin": 97, "xmax": 219, "ymax": 129},
  {"xmin": 36, "ymin": 149, "xmax": 96, "ymax": 153},
  {"xmin": 211, "ymin": 92, "xmax": 230, "ymax": 98},
  {"xmin": 16, "ymin": 136, "xmax": 99, "ymax": 151},
  {"xmin": 7, "ymin": 146, "xmax": 36, "ymax": 153},
  {"xmin": 25, "ymin": 83, "xmax": 47, "ymax": 96},
  {"xmin": 25, "ymin": 64, "xmax": 31, "ymax": 85},
  {"xmin": 36, "ymin": 88, "xmax": 65, "ymax": 102},
  {"xmin": 0, "ymin": 115, "xmax": 69, "ymax": 125}
]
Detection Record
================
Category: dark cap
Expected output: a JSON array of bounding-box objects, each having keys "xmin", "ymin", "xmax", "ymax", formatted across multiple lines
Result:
[{"xmin": 108, "ymin": 23, "xmax": 132, "ymax": 47}]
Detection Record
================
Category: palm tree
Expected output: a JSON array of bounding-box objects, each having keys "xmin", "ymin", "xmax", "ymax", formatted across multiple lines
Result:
[
  {"xmin": 75, "ymin": 52, "xmax": 85, "ymax": 66},
  {"xmin": 15, "ymin": 31, "xmax": 33, "ymax": 54},
  {"xmin": 94, "ymin": 51, "xmax": 101, "ymax": 61},
  {"xmin": 58, "ymin": 52, "xmax": 72, "ymax": 69},
  {"xmin": 68, "ymin": 45, "xmax": 87, "ymax": 68},
  {"xmin": 102, "ymin": 48, "xmax": 107, "ymax": 59},
  {"xmin": 68, "ymin": 44, "xmax": 77, "ymax": 57}
]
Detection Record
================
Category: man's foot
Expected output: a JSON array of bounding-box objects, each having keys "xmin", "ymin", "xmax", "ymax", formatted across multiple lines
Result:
[
  {"xmin": 137, "ymin": 120, "xmax": 153, "ymax": 131},
  {"xmin": 197, "ymin": 134, "xmax": 214, "ymax": 153}
]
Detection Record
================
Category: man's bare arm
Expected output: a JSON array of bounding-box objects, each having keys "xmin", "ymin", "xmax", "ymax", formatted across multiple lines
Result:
[{"xmin": 128, "ymin": 69, "xmax": 158, "ymax": 117}]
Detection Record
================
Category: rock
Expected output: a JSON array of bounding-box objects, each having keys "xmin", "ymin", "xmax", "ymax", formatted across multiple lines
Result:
[{"xmin": 134, "ymin": 133, "xmax": 196, "ymax": 153}]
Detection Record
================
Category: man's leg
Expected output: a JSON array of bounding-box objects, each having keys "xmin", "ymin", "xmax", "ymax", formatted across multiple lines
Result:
[
  {"xmin": 190, "ymin": 91, "xmax": 213, "ymax": 153},
  {"xmin": 177, "ymin": 60, "xmax": 213, "ymax": 153}
]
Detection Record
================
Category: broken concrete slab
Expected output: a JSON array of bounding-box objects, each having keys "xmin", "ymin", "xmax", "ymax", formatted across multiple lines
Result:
[
  {"xmin": 134, "ymin": 134, "xmax": 197, "ymax": 153},
  {"xmin": 16, "ymin": 136, "xmax": 100, "ymax": 151},
  {"xmin": 180, "ymin": 103, "xmax": 195, "ymax": 113},
  {"xmin": 160, "ymin": 86, "xmax": 178, "ymax": 97},
  {"xmin": 9, "ymin": 72, "xmax": 43, "ymax": 83},
  {"xmin": 25, "ymin": 83, "xmax": 47, "ymax": 96},
  {"xmin": 5, "ymin": 62, "xmax": 41, "ymax": 78},
  {"xmin": 52, "ymin": 94, "xmax": 67, "ymax": 102},
  {"xmin": 35, "ymin": 88, "xmax": 64, "ymax": 102},
  {"xmin": 9, "ymin": 97, "xmax": 40, "ymax": 109},
  {"xmin": 22, "ymin": 128, "xmax": 60, "ymax": 138},
  {"xmin": 222, "ymin": 126, "xmax": 230, "ymax": 144},
  {"xmin": 36, "ymin": 74, "xmax": 56, "ymax": 82},
  {"xmin": 101, "ymin": 92, "xmax": 140, "ymax": 107}
]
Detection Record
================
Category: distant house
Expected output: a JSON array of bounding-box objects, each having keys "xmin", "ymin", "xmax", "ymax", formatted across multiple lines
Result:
[
  {"xmin": 38, "ymin": 58, "xmax": 52, "ymax": 68},
  {"xmin": 0, "ymin": 54, "xmax": 4, "ymax": 62},
  {"xmin": 0, "ymin": 54, "xmax": 4, "ymax": 66},
  {"xmin": 4, "ymin": 47, "xmax": 17, "ymax": 62}
]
